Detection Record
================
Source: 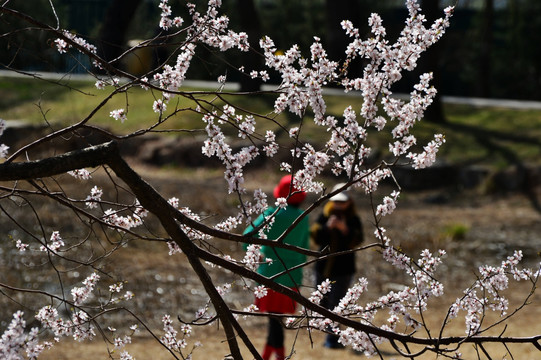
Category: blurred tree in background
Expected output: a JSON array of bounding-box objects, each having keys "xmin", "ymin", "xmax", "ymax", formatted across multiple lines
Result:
[
  {"xmin": 1, "ymin": 0, "xmax": 539, "ymax": 100},
  {"xmin": 0, "ymin": 0, "xmax": 65, "ymax": 71}
]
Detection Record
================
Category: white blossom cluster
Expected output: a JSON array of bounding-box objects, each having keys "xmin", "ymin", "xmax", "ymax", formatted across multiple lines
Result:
[
  {"xmin": 253, "ymin": 285, "xmax": 268, "ymax": 299},
  {"xmin": 201, "ymin": 108, "xmax": 262, "ymax": 195},
  {"xmin": 0, "ymin": 119, "xmax": 9, "ymax": 159},
  {"xmin": 101, "ymin": 200, "xmax": 149, "ymax": 231},
  {"xmin": 39, "ymin": 231, "xmax": 65, "ymax": 253},
  {"xmin": 150, "ymin": 0, "xmax": 249, "ymax": 125},
  {"xmin": 103, "ymin": 208, "xmax": 143, "ymax": 230},
  {"xmin": 158, "ymin": 0, "xmax": 184, "ymax": 30},
  {"xmin": 0, "ymin": 140, "xmax": 7, "ymax": 159},
  {"xmin": 301, "ymin": 241, "xmax": 539, "ymax": 355},
  {"xmin": 166, "ymin": 200, "xmax": 211, "ymax": 254},
  {"xmin": 242, "ymin": 244, "xmax": 262, "ymax": 272},
  {"xmin": 193, "ymin": 2, "xmax": 453, "ymax": 234},
  {"xmin": 215, "ymin": 282, "xmax": 232, "ymax": 296},
  {"xmin": 160, "ymin": 314, "xmax": 192, "ymax": 353},
  {"xmin": 69, "ymin": 176, "xmax": 150, "ymax": 231},
  {"xmin": 109, "ymin": 108, "xmax": 128, "ymax": 123},
  {"xmin": 308, "ymin": 278, "xmax": 332, "ymax": 305},
  {"xmin": 21, "ymin": 0, "xmax": 541, "ymax": 357},
  {"xmin": 50, "ymin": 0, "xmax": 451, "ymax": 231},
  {"xmin": 450, "ymin": 250, "xmax": 540, "ymax": 335},
  {"xmin": 15, "ymin": 239, "xmax": 29, "ymax": 252},
  {"xmin": 29, "ymin": 273, "xmax": 135, "ymax": 349},
  {"xmin": 84, "ymin": 185, "xmax": 103, "ymax": 209},
  {"xmin": 71, "ymin": 272, "xmax": 100, "ymax": 305},
  {"xmin": 302, "ymin": 247, "xmax": 450, "ymax": 355},
  {"xmin": 53, "ymin": 30, "xmax": 103, "ymax": 70},
  {"xmin": 54, "ymin": 30, "xmax": 97, "ymax": 55},
  {"xmin": 35, "ymin": 305, "xmax": 95, "ymax": 343},
  {"xmin": 376, "ymin": 190, "xmax": 400, "ymax": 217},
  {"xmin": 67, "ymin": 168, "xmax": 91, "ymax": 180},
  {"xmin": 108, "ymin": 325, "xmax": 139, "ymax": 360},
  {"xmin": 95, "ymin": 77, "xmax": 120, "ymax": 91},
  {"xmin": 0, "ymin": 311, "xmax": 49, "ymax": 360}
]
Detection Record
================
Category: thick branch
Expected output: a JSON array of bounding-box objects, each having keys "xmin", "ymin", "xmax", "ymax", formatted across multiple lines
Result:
[
  {"xmin": 0, "ymin": 142, "xmax": 114, "ymax": 180},
  {"xmin": 0, "ymin": 141, "xmax": 258, "ymax": 359},
  {"xmin": 105, "ymin": 144, "xmax": 260, "ymax": 360},
  {"xmin": 0, "ymin": 142, "xmax": 319, "ymax": 257},
  {"xmin": 186, "ymin": 231, "xmax": 541, "ymax": 350}
]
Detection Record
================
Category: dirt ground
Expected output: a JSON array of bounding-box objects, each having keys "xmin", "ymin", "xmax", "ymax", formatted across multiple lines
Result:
[
  {"xmin": 4, "ymin": 165, "xmax": 541, "ymax": 359},
  {"xmin": 41, "ymin": 282, "xmax": 541, "ymax": 359}
]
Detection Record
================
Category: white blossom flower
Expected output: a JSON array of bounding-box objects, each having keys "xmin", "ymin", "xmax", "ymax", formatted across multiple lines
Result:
[
  {"xmin": 275, "ymin": 197, "xmax": 287, "ymax": 208},
  {"xmin": 153, "ymin": 99, "xmax": 167, "ymax": 113},
  {"xmin": 0, "ymin": 143, "xmax": 9, "ymax": 158},
  {"xmin": 68, "ymin": 169, "xmax": 91, "ymax": 180},
  {"xmin": 253, "ymin": 285, "xmax": 268, "ymax": 299},
  {"xmin": 15, "ymin": 239, "xmax": 29, "ymax": 252},
  {"xmin": 95, "ymin": 80, "xmax": 106, "ymax": 89},
  {"xmin": 85, "ymin": 186, "xmax": 103, "ymax": 209},
  {"xmin": 110, "ymin": 109, "xmax": 127, "ymax": 123}
]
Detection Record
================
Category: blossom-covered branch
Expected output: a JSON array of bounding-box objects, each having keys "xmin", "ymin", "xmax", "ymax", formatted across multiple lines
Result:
[{"xmin": 1, "ymin": 0, "xmax": 540, "ymax": 359}]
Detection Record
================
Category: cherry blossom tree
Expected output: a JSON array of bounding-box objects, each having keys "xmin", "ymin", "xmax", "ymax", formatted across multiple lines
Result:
[{"xmin": 0, "ymin": 0, "xmax": 540, "ymax": 359}]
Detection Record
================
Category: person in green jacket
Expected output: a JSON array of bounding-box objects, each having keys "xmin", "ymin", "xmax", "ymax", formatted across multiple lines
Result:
[{"xmin": 243, "ymin": 175, "xmax": 309, "ymax": 360}]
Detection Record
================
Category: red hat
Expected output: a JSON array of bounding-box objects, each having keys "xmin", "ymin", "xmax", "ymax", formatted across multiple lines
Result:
[{"xmin": 273, "ymin": 175, "xmax": 306, "ymax": 205}]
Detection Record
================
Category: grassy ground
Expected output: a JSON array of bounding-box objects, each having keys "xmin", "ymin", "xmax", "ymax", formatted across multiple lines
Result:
[{"xmin": 3, "ymin": 77, "xmax": 541, "ymax": 169}]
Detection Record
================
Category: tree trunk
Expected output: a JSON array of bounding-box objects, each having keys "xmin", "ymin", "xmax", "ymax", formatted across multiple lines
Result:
[
  {"xmin": 325, "ymin": 0, "xmax": 362, "ymax": 80},
  {"xmin": 97, "ymin": 0, "xmax": 143, "ymax": 64},
  {"xmin": 419, "ymin": 0, "xmax": 446, "ymax": 123},
  {"xmin": 477, "ymin": 0, "xmax": 494, "ymax": 97},
  {"xmin": 237, "ymin": 0, "xmax": 263, "ymax": 92}
]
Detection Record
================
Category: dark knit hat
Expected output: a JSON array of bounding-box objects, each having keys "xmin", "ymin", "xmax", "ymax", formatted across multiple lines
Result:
[{"xmin": 273, "ymin": 175, "xmax": 306, "ymax": 205}]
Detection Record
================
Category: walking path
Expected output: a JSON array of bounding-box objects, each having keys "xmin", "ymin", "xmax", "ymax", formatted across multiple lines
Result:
[{"xmin": 2, "ymin": 70, "xmax": 541, "ymax": 110}]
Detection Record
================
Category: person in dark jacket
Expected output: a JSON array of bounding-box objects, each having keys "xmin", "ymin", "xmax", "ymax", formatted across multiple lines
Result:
[{"xmin": 310, "ymin": 183, "xmax": 363, "ymax": 349}]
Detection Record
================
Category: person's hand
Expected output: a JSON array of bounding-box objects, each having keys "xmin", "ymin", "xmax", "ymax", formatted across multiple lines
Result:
[
  {"xmin": 327, "ymin": 215, "xmax": 348, "ymax": 234},
  {"xmin": 327, "ymin": 215, "xmax": 338, "ymax": 228}
]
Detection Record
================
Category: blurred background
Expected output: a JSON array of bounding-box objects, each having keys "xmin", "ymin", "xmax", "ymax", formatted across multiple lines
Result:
[
  {"xmin": 1, "ymin": 5, "xmax": 541, "ymax": 357},
  {"xmin": 2, "ymin": 0, "xmax": 541, "ymax": 196},
  {"xmin": 1, "ymin": 0, "xmax": 539, "ymax": 101}
]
